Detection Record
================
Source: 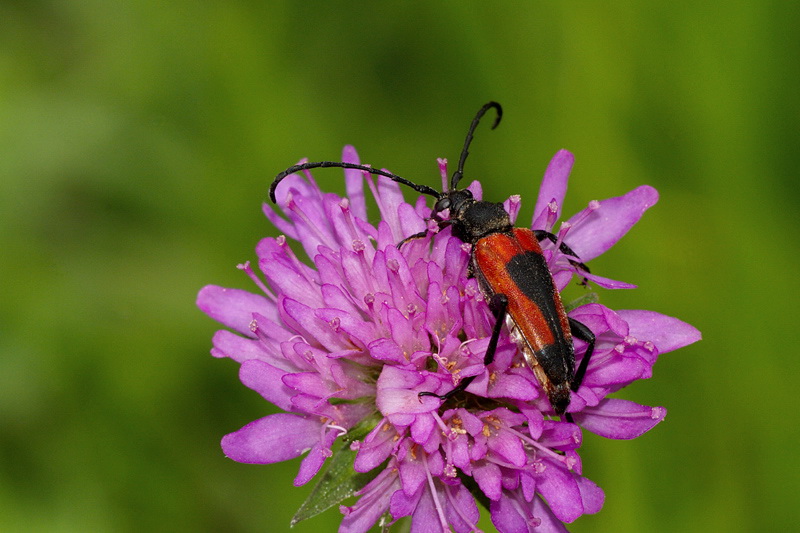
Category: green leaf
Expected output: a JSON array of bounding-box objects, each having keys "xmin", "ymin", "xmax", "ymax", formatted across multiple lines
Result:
[
  {"xmin": 341, "ymin": 411, "xmax": 383, "ymax": 443},
  {"xmin": 564, "ymin": 291, "xmax": 599, "ymax": 313},
  {"xmin": 290, "ymin": 412, "xmax": 385, "ymax": 527}
]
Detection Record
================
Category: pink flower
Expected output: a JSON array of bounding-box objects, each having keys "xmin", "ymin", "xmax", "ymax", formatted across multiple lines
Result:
[{"xmin": 197, "ymin": 146, "xmax": 700, "ymax": 532}]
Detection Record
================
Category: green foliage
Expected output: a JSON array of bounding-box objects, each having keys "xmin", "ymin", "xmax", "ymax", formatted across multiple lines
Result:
[{"xmin": 292, "ymin": 445, "xmax": 382, "ymax": 527}]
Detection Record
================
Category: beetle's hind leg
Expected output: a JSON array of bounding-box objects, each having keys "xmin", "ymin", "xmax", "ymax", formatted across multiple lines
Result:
[
  {"xmin": 568, "ymin": 317, "xmax": 595, "ymax": 392},
  {"xmin": 418, "ymin": 294, "xmax": 508, "ymax": 401},
  {"xmin": 562, "ymin": 317, "xmax": 596, "ymax": 424}
]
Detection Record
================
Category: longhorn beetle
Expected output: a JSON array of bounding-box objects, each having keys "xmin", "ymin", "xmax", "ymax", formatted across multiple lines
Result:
[{"xmin": 269, "ymin": 102, "xmax": 595, "ymax": 421}]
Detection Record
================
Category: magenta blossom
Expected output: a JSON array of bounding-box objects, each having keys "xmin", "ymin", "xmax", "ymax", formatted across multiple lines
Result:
[{"xmin": 197, "ymin": 146, "xmax": 700, "ymax": 532}]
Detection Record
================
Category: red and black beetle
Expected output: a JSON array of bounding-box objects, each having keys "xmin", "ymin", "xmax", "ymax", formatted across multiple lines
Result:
[{"xmin": 269, "ymin": 102, "xmax": 595, "ymax": 421}]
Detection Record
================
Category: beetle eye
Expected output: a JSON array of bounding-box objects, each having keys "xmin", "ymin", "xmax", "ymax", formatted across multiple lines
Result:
[{"xmin": 434, "ymin": 198, "xmax": 451, "ymax": 212}]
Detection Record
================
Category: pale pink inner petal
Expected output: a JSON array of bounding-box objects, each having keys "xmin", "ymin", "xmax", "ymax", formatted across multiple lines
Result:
[{"xmin": 533, "ymin": 149, "xmax": 574, "ymax": 225}]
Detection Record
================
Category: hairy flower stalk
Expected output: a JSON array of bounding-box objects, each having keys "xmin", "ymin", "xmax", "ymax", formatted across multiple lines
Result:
[{"xmin": 197, "ymin": 146, "xmax": 700, "ymax": 532}]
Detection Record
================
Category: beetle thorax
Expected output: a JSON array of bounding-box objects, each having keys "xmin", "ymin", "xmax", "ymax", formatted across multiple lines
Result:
[{"xmin": 438, "ymin": 191, "xmax": 512, "ymax": 243}]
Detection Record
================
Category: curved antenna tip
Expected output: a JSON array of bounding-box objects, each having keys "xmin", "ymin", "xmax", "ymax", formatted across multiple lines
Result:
[
  {"xmin": 484, "ymin": 101, "xmax": 503, "ymax": 129},
  {"xmin": 450, "ymin": 102, "xmax": 503, "ymax": 190}
]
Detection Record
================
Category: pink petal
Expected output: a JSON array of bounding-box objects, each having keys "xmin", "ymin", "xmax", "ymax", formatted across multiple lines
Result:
[
  {"xmin": 536, "ymin": 458, "xmax": 582, "ymax": 522},
  {"xmin": 354, "ymin": 423, "xmax": 397, "ymax": 473},
  {"xmin": 282, "ymin": 371, "xmax": 328, "ymax": 397},
  {"xmin": 617, "ymin": 309, "xmax": 702, "ymax": 354},
  {"xmin": 576, "ymin": 474, "xmax": 605, "ymax": 515},
  {"xmin": 581, "ymin": 271, "xmax": 638, "ymax": 290},
  {"xmin": 397, "ymin": 202, "xmax": 427, "ymax": 241},
  {"xmin": 210, "ymin": 330, "xmax": 272, "ymax": 363},
  {"xmin": 368, "ymin": 338, "xmax": 408, "ymax": 364},
  {"xmin": 576, "ymin": 398, "xmax": 666, "ymax": 439},
  {"xmin": 473, "ymin": 461, "xmax": 503, "ymax": 501},
  {"xmin": 259, "ymin": 254, "xmax": 322, "ymax": 307},
  {"xmin": 410, "ymin": 484, "xmax": 443, "ymax": 533},
  {"xmin": 531, "ymin": 496, "xmax": 571, "ymax": 532},
  {"xmin": 340, "ymin": 467, "xmax": 399, "ymax": 533},
  {"xmin": 221, "ymin": 413, "xmax": 320, "ymax": 464},
  {"xmin": 566, "ymin": 185, "xmax": 659, "ymax": 261},
  {"xmin": 444, "ymin": 483, "xmax": 480, "ymax": 532},
  {"xmin": 342, "ymin": 145, "xmax": 368, "ymax": 221},
  {"xmin": 375, "ymin": 366, "xmax": 443, "ymax": 417},
  {"xmin": 389, "ymin": 485, "xmax": 422, "ymax": 520},
  {"xmin": 294, "ymin": 427, "xmax": 339, "ymax": 486},
  {"xmin": 465, "ymin": 180, "xmax": 483, "ymax": 200},
  {"xmin": 488, "ymin": 429, "xmax": 527, "ymax": 468},
  {"xmin": 488, "ymin": 372, "xmax": 539, "ymax": 401},
  {"xmin": 503, "ymin": 195, "xmax": 521, "ymax": 225},
  {"xmin": 397, "ymin": 446, "xmax": 427, "ymax": 496},
  {"xmin": 533, "ymin": 149, "xmax": 574, "ymax": 225},
  {"xmin": 280, "ymin": 297, "xmax": 349, "ymax": 352},
  {"xmin": 197, "ymin": 285, "xmax": 275, "ymax": 336},
  {"xmin": 489, "ymin": 495, "xmax": 529, "ymax": 532},
  {"xmin": 376, "ymin": 174, "xmax": 406, "ymax": 242},
  {"xmin": 409, "ymin": 413, "xmax": 436, "ymax": 446},
  {"xmin": 239, "ymin": 359, "xmax": 294, "ymax": 411},
  {"xmin": 261, "ymin": 201, "xmax": 299, "ymax": 240}
]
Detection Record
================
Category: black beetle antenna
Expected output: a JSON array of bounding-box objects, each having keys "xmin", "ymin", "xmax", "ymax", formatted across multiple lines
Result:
[
  {"xmin": 269, "ymin": 161, "xmax": 440, "ymax": 203},
  {"xmin": 450, "ymin": 101, "xmax": 502, "ymax": 191}
]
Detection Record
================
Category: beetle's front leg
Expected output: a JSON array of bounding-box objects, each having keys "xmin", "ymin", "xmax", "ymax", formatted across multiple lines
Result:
[
  {"xmin": 534, "ymin": 229, "xmax": 591, "ymax": 282},
  {"xmin": 398, "ymin": 215, "xmax": 452, "ymax": 249}
]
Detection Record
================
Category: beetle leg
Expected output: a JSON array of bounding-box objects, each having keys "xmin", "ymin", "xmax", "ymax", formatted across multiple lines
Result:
[
  {"xmin": 418, "ymin": 293, "xmax": 508, "ymax": 402},
  {"xmin": 397, "ymin": 217, "xmax": 453, "ymax": 249},
  {"xmin": 397, "ymin": 229, "xmax": 430, "ymax": 248},
  {"xmin": 568, "ymin": 317, "xmax": 595, "ymax": 392},
  {"xmin": 533, "ymin": 229, "xmax": 591, "ymax": 282},
  {"xmin": 484, "ymin": 293, "xmax": 509, "ymax": 365},
  {"xmin": 563, "ymin": 318, "xmax": 595, "ymax": 424}
]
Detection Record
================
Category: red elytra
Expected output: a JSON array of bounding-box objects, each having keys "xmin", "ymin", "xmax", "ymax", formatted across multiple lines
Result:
[{"xmin": 473, "ymin": 228, "xmax": 577, "ymax": 414}]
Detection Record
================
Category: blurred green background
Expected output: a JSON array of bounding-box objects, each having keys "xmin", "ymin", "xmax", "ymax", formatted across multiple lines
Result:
[{"xmin": 2, "ymin": 2, "xmax": 797, "ymax": 532}]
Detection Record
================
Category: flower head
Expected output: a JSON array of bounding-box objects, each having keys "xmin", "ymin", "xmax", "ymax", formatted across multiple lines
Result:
[{"xmin": 197, "ymin": 146, "xmax": 700, "ymax": 532}]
